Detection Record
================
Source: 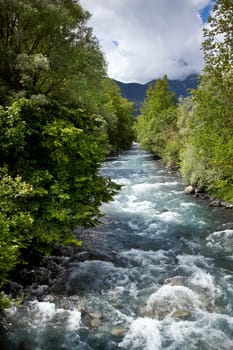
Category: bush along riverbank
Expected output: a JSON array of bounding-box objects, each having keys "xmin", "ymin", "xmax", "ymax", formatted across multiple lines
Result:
[
  {"xmin": 135, "ymin": 1, "xmax": 233, "ymax": 206},
  {"xmin": 0, "ymin": 0, "xmax": 135, "ymax": 316}
]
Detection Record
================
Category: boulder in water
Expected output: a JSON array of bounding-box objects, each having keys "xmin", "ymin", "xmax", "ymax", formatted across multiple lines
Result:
[
  {"xmin": 110, "ymin": 326, "xmax": 126, "ymax": 337},
  {"xmin": 184, "ymin": 185, "xmax": 195, "ymax": 195},
  {"xmin": 210, "ymin": 199, "xmax": 221, "ymax": 207},
  {"xmin": 89, "ymin": 312, "xmax": 102, "ymax": 329},
  {"xmin": 171, "ymin": 310, "xmax": 189, "ymax": 319},
  {"xmin": 164, "ymin": 277, "xmax": 184, "ymax": 286},
  {"xmin": 145, "ymin": 285, "xmax": 201, "ymax": 319}
]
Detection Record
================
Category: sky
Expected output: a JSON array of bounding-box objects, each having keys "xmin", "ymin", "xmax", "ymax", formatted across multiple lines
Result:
[{"xmin": 79, "ymin": 0, "xmax": 214, "ymax": 83}]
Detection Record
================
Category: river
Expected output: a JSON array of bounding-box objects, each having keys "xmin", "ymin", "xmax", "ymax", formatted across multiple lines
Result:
[{"xmin": 1, "ymin": 143, "xmax": 233, "ymax": 349}]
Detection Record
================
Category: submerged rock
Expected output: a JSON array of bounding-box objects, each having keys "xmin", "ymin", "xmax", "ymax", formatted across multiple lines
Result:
[
  {"xmin": 210, "ymin": 199, "xmax": 221, "ymax": 207},
  {"xmin": 144, "ymin": 285, "xmax": 202, "ymax": 320},
  {"xmin": 164, "ymin": 276, "xmax": 184, "ymax": 286},
  {"xmin": 171, "ymin": 310, "xmax": 190, "ymax": 319},
  {"xmin": 89, "ymin": 312, "xmax": 102, "ymax": 329},
  {"xmin": 110, "ymin": 326, "xmax": 126, "ymax": 337}
]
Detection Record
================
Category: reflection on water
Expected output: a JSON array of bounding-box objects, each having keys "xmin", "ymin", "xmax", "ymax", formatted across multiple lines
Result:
[{"xmin": 2, "ymin": 143, "xmax": 233, "ymax": 349}]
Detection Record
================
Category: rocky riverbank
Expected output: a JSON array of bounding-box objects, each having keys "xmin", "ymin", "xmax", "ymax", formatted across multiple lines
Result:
[
  {"xmin": 0, "ymin": 229, "xmax": 123, "ymax": 334},
  {"xmin": 184, "ymin": 185, "xmax": 233, "ymax": 209}
]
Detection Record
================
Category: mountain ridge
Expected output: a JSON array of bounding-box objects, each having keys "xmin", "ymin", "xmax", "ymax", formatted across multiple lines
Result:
[{"xmin": 115, "ymin": 74, "xmax": 199, "ymax": 112}]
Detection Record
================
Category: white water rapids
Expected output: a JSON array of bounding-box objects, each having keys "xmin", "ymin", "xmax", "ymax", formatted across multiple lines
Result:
[{"xmin": 1, "ymin": 144, "xmax": 233, "ymax": 349}]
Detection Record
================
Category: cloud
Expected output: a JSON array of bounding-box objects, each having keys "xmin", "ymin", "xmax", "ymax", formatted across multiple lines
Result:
[{"xmin": 80, "ymin": 0, "xmax": 212, "ymax": 83}]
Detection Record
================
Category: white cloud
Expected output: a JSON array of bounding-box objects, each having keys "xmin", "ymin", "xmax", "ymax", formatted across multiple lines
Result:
[{"xmin": 80, "ymin": 0, "xmax": 211, "ymax": 83}]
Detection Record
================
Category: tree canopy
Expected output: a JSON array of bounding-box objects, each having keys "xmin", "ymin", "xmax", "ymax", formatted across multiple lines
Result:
[
  {"xmin": 0, "ymin": 0, "xmax": 134, "ymax": 297},
  {"xmin": 136, "ymin": 76, "xmax": 178, "ymax": 165},
  {"xmin": 136, "ymin": 0, "xmax": 233, "ymax": 200},
  {"xmin": 181, "ymin": 0, "xmax": 233, "ymax": 199}
]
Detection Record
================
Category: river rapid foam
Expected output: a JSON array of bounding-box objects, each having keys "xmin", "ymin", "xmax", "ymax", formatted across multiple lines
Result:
[{"xmin": 1, "ymin": 144, "xmax": 233, "ymax": 350}]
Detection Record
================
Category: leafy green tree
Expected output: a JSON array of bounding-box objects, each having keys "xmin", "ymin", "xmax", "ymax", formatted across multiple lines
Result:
[
  {"xmin": 0, "ymin": 0, "xmax": 131, "ymax": 294},
  {"xmin": 180, "ymin": 0, "xmax": 233, "ymax": 201},
  {"xmin": 0, "ymin": 0, "xmax": 134, "ymax": 299},
  {"xmin": 203, "ymin": 0, "xmax": 233, "ymax": 77},
  {"xmin": 0, "ymin": 97, "xmax": 119, "ymax": 254},
  {"xmin": 0, "ymin": 167, "xmax": 34, "ymax": 311},
  {"xmin": 136, "ymin": 76, "xmax": 178, "ymax": 164},
  {"xmin": 136, "ymin": 1, "xmax": 233, "ymax": 202},
  {"xmin": 0, "ymin": 0, "xmax": 105, "ymax": 102},
  {"xmin": 0, "ymin": 169, "xmax": 33, "ymax": 288},
  {"xmin": 180, "ymin": 75, "xmax": 233, "ymax": 198},
  {"xmin": 98, "ymin": 79, "xmax": 135, "ymax": 153}
]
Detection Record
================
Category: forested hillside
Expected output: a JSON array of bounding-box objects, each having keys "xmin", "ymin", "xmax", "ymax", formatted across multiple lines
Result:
[
  {"xmin": 0, "ymin": 0, "xmax": 134, "ymax": 306},
  {"xmin": 136, "ymin": 0, "xmax": 233, "ymax": 203},
  {"xmin": 116, "ymin": 74, "xmax": 198, "ymax": 111}
]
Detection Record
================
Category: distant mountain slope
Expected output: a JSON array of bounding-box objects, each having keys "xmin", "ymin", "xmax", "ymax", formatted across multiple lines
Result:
[{"xmin": 115, "ymin": 74, "xmax": 199, "ymax": 112}]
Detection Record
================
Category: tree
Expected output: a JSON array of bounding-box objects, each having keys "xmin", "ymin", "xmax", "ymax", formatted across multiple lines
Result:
[
  {"xmin": 0, "ymin": 97, "xmax": 120, "ymax": 254},
  {"xmin": 99, "ymin": 79, "xmax": 135, "ymax": 153},
  {"xmin": 136, "ymin": 76, "xmax": 177, "ymax": 164},
  {"xmin": 0, "ymin": 169, "xmax": 33, "ymax": 289},
  {"xmin": 203, "ymin": 0, "xmax": 233, "ymax": 76},
  {"xmin": 0, "ymin": 0, "xmax": 106, "ymax": 102},
  {"xmin": 180, "ymin": 0, "xmax": 233, "ymax": 201},
  {"xmin": 0, "ymin": 0, "xmax": 133, "ymax": 296},
  {"xmin": 0, "ymin": 1, "xmax": 123, "ymax": 260}
]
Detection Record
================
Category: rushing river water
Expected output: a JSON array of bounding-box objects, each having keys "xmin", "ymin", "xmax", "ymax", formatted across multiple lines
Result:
[{"xmin": 2, "ymin": 144, "xmax": 233, "ymax": 350}]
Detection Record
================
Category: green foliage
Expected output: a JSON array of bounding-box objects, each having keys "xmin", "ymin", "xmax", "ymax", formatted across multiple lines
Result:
[
  {"xmin": 137, "ymin": 2, "xmax": 233, "ymax": 204},
  {"xmin": 179, "ymin": 1, "xmax": 233, "ymax": 203},
  {"xmin": 162, "ymin": 136, "xmax": 181, "ymax": 168},
  {"xmin": 0, "ymin": 0, "xmax": 105, "ymax": 101},
  {"xmin": 180, "ymin": 75, "xmax": 233, "ymax": 195},
  {"xmin": 203, "ymin": 0, "xmax": 233, "ymax": 76},
  {"xmin": 0, "ymin": 169, "xmax": 33, "ymax": 288},
  {"xmin": 0, "ymin": 0, "xmax": 133, "ymax": 302},
  {"xmin": 142, "ymin": 77, "xmax": 176, "ymax": 117},
  {"xmin": 98, "ymin": 79, "xmax": 135, "ymax": 153},
  {"xmin": 136, "ymin": 76, "xmax": 178, "ymax": 166},
  {"xmin": 0, "ymin": 292, "xmax": 11, "ymax": 313},
  {"xmin": 0, "ymin": 98, "xmax": 120, "ymax": 253},
  {"xmin": 0, "ymin": 101, "xmax": 26, "ymax": 155}
]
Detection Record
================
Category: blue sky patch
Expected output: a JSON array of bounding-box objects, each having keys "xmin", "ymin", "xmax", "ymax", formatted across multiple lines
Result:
[
  {"xmin": 112, "ymin": 40, "xmax": 119, "ymax": 47},
  {"xmin": 199, "ymin": 1, "xmax": 215, "ymax": 23}
]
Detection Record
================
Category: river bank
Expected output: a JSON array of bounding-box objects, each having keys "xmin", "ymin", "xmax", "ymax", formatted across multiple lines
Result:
[
  {"xmin": 1, "ymin": 181, "xmax": 231, "ymax": 327},
  {"xmin": 184, "ymin": 184, "xmax": 233, "ymax": 209}
]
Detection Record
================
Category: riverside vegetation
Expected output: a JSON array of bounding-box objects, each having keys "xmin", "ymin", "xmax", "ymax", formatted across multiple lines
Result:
[
  {"xmin": 0, "ymin": 0, "xmax": 232, "ymax": 314},
  {"xmin": 0, "ymin": 0, "xmax": 134, "ymax": 310},
  {"xmin": 136, "ymin": 0, "xmax": 233, "ymax": 203}
]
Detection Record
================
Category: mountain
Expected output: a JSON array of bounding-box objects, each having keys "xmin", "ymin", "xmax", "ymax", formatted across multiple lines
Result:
[{"xmin": 115, "ymin": 74, "xmax": 199, "ymax": 112}]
